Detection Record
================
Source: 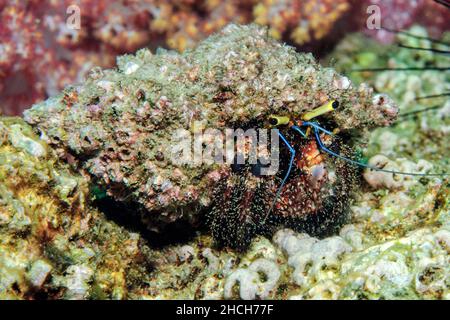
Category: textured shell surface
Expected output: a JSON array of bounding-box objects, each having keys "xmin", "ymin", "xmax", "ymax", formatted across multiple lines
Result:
[{"xmin": 24, "ymin": 24, "xmax": 398, "ymax": 231}]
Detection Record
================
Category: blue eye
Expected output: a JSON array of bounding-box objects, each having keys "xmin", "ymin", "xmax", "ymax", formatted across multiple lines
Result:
[
  {"xmin": 269, "ymin": 118, "xmax": 278, "ymax": 126},
  {"xmin": 332, "ymin": 101, "xmax": 340, "ymax": 109}
]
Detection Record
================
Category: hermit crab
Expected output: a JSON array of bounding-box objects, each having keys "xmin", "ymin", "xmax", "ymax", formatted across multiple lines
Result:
[{"xmin": 23, "ymin": 24, "xmax": 445, "ymax": 250}]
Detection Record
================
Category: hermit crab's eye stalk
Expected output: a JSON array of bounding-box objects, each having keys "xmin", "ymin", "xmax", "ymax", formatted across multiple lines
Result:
[
  {"xmin": 302, "ymin": 100, "xmax": 339, "ymax": 121},
  {"xmin": 268, "ymin": 115, "xmax": 290, "ymax": 127}
]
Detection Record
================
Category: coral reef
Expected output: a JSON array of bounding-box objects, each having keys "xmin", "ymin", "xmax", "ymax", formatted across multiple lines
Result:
[
  {"xmin": 253, "ymin": 0, "xmax": 350, "ymax": 44},
  {"xmin": 153, "ymin": 0, "xmax": 254, "ymax": 52},
  {"xmin": 0, "ymin": 117, "xmax": 155, "ymax": 299},
  {"xmin": 1, "ymin": 0, "xmax": 356, "ymax": 116},
  {"xmin": 363, "ymin": 155, "xmax": 433, "ymax": 189},
  {"xmin": 0, "ymin": 19, "xmax": 448, "ymax": 300},
  {"xmin": 328, "ymin": 26, "xmax": 449, "ymax": 171},
  {"xmin": 359, "ymin": 0, "xmax": 449, "ymax": 44},
  {"xmin": 224, "ymin": 258, "xmax": 281, "ymax": 300},
  {"xmin": 0, "ymin": 1, "xmax": 118, "ymax": 115},
  {"xmin": 2, "ymin": 1, "xmax": 447, "ymax": 116},
  {"xmin": 24, "ymin": 24, "xmax": 396, "ymax": 249},
  {"xmin": 327, "ymin": 25, "xmax": 449, "ymax": 235},
  {"xmin": 127, "ymin": 168, "xmax": 447, "ymax": 300}
]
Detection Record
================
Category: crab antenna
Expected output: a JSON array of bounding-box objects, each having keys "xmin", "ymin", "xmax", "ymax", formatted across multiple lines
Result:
[
  {"xmin": 381, "ymin": 27, "xmax": 450, "ymax": 47},
  {"xmin": 301, "ymin": 121, "xmax": 333, "ymax": 135},
  {"xmin": 264, "ymin": 130, "xmax": 296, "ymax": 221},
  {"xmin": 292, "ymin": 126, "xmax": 307, "ymax": 138},
  {"xmin": 350, "ymin": 66, "xmax": 450, "ymax": 73},
  {"xmin": 398, "ymin": 105, "xmax": 443, "ymax": 118},
  {"xmin": 415, "ymin": 93, "xmax": 450, "ymax": 101},
  {"xmin": 310, "ymin": 126, "xmax": 449, "ymax": 177},
  {"xmin": 434, "ymin": 0, "xmax": 450, "ymax": 9},
  {"xmin": 398, "ymin": 44, "xmax": 450, "ymax": 55}
]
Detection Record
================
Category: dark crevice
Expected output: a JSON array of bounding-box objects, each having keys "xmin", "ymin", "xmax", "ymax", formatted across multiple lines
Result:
[{"xmin": 93, "ymin": 194, "xmax": 202, "ymax": 249}]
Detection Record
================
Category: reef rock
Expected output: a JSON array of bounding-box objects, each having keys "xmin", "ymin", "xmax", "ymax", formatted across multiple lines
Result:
[{"xmin": 0, "ymin": 117, "xmax": 154, "ymax": 299}]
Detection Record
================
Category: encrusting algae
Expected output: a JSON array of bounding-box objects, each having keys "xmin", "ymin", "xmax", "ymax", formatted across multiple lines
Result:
[{"xmin": 0, "ymin": 118, "xmax": 156, "ymax": 299}]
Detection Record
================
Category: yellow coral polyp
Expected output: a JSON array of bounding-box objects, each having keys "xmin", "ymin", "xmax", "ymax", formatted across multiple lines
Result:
[
  {"xmin": 151, "ymin": 19, "xmax": 169, "ymax": 33},
  {"xmin": 253, "ymin": 3, "xmax": 269, "ymax": 25},
  {"xmin": 269, "ymin": 28, "xmax": 282, "ymax": 40},
  {"xmin": 186, "ymin": 23, "xmax": 198, "ymax": 38},
  {"xmin": 291, "ymin": 27, "xmax": 310, "ymax": 44},
  {"xmin": 168, "ymin": 35, "xmax": 188, "ymax": 52}
]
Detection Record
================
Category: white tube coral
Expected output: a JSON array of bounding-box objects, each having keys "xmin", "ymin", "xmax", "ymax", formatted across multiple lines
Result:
[{"xmin": 224, "ymin": 258, "xmax": 280, "ymax": 300}]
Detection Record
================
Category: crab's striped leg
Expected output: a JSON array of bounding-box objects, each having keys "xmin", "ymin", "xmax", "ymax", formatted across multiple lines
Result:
[{"xmin": 263, "ymin": 130, "xmax": 296, "ymax": 222}]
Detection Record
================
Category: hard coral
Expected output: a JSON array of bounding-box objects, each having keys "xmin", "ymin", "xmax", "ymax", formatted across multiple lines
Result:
[
  {"xmin": 359, "ymin": 0, "xmax": 450, "ymax": 44},
  {"xmin": 0, "ymin": 117, "xmax": 154, "ymax": 299},
  {"xmin": 253, "ymin": 0, "xmax": 350, "ymax": 44}
]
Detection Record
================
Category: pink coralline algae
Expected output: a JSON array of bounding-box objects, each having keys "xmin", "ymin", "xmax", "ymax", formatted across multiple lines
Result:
[
  {"xmin": 0, "ymin": 0, "xmax": 352, "ymax": 116},
  {"xmin": 0, "ymin": 1, "xmax": 116, "ymax": 115},
  {"xmin": 2, "ymin": 0, "xmax": 447, "ymax": 116},
  {"xmin": 361, "ymin": 0, "xmax": 450, "ymax": 44}
]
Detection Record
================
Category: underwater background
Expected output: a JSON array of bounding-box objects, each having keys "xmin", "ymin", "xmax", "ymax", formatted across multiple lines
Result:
[{"xmin": 0, "ymin": 0, "xmax": 449, "ymax": 300}]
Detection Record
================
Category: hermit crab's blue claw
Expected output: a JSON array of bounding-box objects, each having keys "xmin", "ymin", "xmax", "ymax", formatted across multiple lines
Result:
[
  {"xmin": 291, "ymin": 125, "xmax": 307, "ymax": 138},
  {"xmin": 302, "ymin": 121, "xmax": 333, "ymax": 136},
  {"xmin": 264, "ymin": 130, "xmax": 296, "ymax": 222},
  {"xmin": 277, "ymin": 131, "xmax": 296, "ymax": 188}
]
